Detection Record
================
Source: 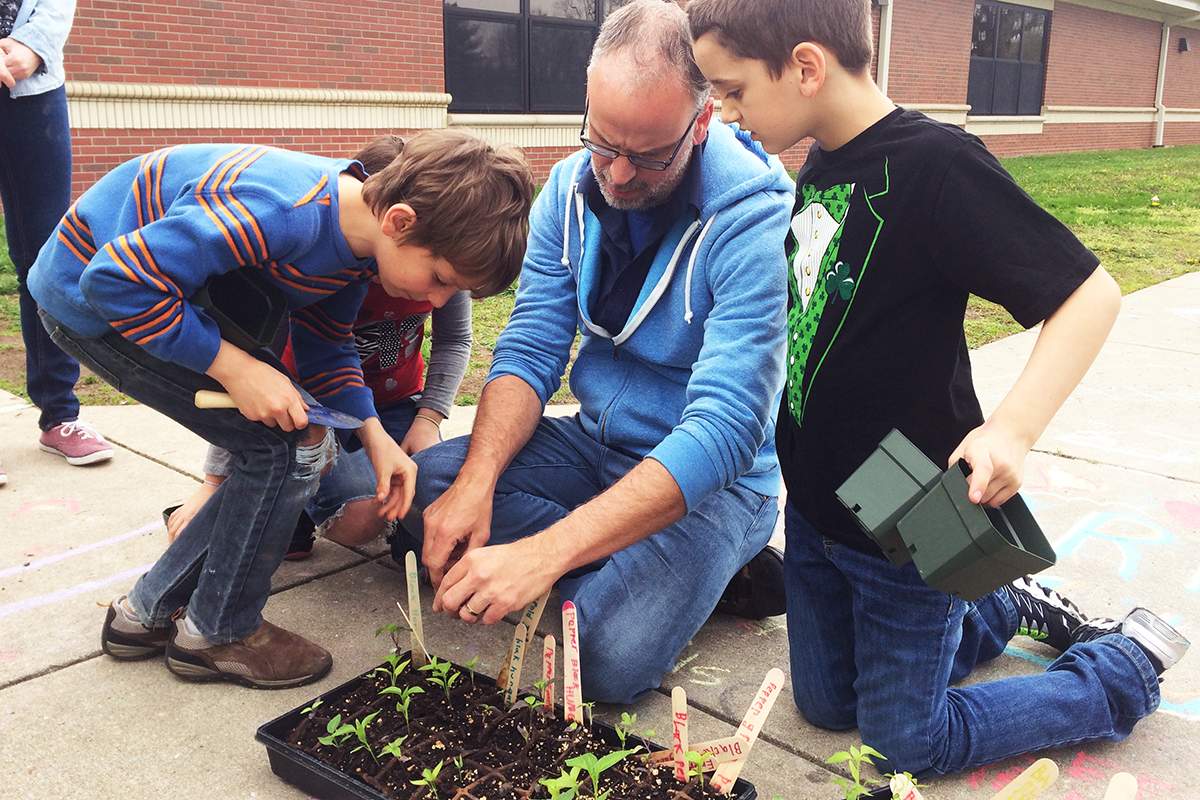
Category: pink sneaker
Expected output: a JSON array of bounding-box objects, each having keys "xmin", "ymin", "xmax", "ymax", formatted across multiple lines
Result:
[{"xmin": 39, "ymin": 421, "xmax": 114, "ymax": 466}]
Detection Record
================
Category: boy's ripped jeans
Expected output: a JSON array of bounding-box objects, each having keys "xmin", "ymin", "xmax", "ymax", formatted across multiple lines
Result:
[{"xmin": 42, "ymin": 311, "xmax": 338, "ymax": 643}]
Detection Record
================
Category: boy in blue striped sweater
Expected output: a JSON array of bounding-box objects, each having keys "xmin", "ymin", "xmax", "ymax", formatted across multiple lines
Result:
[{"xmin": 30, "ymin": 131, "xmax": 533, "ymax": 689}]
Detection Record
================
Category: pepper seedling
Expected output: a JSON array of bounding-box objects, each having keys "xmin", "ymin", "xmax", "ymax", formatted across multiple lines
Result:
[
  {"xmin": 419, "ymin": 655, "xmax": 461, "ymax": 701},
  {"xmin": 826, "ymin": 744, "xmax": 886, "ymax": 800},
  {"xmin": 317, "ymin": 714, "xmax": 355, "ymax": 748},
  {"xmin": 411, "ymin": 758, "xmax": 444, "ymax": 800},
  {"xmin": 372, "ymin": 651, "xmax": 411, "ymax": 689},
  {"xmin": 685, "ymin": 750, "xmax": 708, "ymax": 785},
  {"xmin": 380, "ymin": 684, "xmax": 425, "ymax": 725},
  {"xmin": 349, "ymin": 710, "xmax": 381, "ymax": 763},
  {"xmin": 565, "ymin": 748, "xmax": 639, "ymax": 800},
  {"xmin": 539, "ymin": 765, "xmax": 583, "ymax": 800},
  {"xmin": 380, "ymin": 734, "xmax": 409, "ymax": 762},
  {"xmin": 300, "ymin": 698, "xmax": 324, "ymax": 716}
]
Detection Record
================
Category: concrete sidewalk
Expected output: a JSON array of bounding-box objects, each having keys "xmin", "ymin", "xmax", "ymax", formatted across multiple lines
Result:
[{"xmin": 1, "ymin": 272, "xmax": 1197, "ymax": 800}]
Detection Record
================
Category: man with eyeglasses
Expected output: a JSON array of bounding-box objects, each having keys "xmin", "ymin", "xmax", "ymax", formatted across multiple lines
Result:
[{"xmin": 400, "ymin": 0, "xmax": 794, "ymax": 703}]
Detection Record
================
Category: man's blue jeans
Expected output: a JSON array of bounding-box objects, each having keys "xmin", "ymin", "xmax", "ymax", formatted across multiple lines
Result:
[
  {"xmin": 784, "ymin": 504, "xmax": 1160, "ymax": 775},
  {"xmin": 407, "ymin": 414, "xmax": 779, "ymax": 704},
  {"xmin": 42, "ymin": 313, "xmax": 335, "ymax": 643},
  {"xmin": 1, "ymin": 86, "xmax": 80, "ymax": 430}
]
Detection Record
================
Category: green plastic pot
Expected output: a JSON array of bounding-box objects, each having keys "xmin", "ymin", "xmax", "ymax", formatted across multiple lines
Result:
[
  {"xmin": 896, "ymin": 461, "xmax": 1056, "ymax": 600},
  {"xmin": 836, "ymin": 430, "xmax": 942, "ymax": 566}
]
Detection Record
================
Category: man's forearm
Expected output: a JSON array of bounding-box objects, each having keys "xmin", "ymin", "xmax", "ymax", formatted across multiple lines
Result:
[
  {"xmin": 990, "ymin": 266, "xmax": 1121, "ymax": 446},
  {"xmin": 538, "ymin": 458, "xmax": 687, "ymax": 575},
  {"xmin": 458, "ymin": 375, "xmax": 545, "ymax": 489}
]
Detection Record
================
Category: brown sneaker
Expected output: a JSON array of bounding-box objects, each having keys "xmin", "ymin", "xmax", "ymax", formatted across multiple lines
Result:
[
  {"xmin": 165, "ymin": 617, "xmax": 332, "ymax": 689},
  {"xmin": 101, "ymin": 596, "xmax": 172, "ymax": 660}
]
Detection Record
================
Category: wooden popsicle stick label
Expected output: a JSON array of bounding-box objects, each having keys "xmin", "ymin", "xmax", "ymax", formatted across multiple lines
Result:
[
  {"xmin": 404, "ymin": 551, "xmax": 427, "ymax": 667},
  {"xmin": 562, "ymin": 601, "xmax": 583, "ymax": 724},
  {"xmin": 542, "ymin": 635, "xmax": 556, "ymax": 709},
  {"xmin": 1102, "ymin": 773, "xmax": 1138, "ymax": 800},
  {"xmin": 672, "ymin": 686, "xmax": 689, "ymax": 782},
  {"xmin": 890, "ymin": 773, "xmax": 926, "ymax": 800},
  {"xmin": 988, "ymin": 758, "xmax": 1059, "ymax": 800},
  {"xmin": 502, "ymin": 621, "xmax": 534, "ymax": 707},
  {"xmin": 497, "ymin": 592, "xmax": 550, "ymax": 691},
  {"xmin": 647, "ymin": 736, "xmax": 744, "ymax": 771},
  {"xmin": 709, "ymin": 667, "xmax": 785, "ymax": 794}
]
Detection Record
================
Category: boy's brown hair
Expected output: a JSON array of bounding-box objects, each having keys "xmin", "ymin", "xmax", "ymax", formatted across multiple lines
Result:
[
  {"xmin": 361, "ymin": 129, "xmax": 534, "ymax": 298},
  {"xmin": 688, "ymin": 0, "xmax": 873, "ymax": 77}
]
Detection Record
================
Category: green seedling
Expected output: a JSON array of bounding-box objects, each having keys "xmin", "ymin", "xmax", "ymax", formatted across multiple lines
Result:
[
  {"xmin": 300, "ymin": 698, "xmax": 324, "ymax": 716},
  {"xmin": 452, "ymin": 754, "xmax": 465, "ymax": 777},
  {"xmin": 684, "ymin": 750, "xmax": 707, "ymax": 784},
  {"xmin": 614, "ymin": 711, "xmax": 652, "ymax": 751},
  {"xmin": 419, "ymin": 656, "xmax": 461, "ymax": 701},
  {"xmin": 380, "ymin": 734, "xmax": 409, "ymax": 762},
  {"xmin": 826, "ymin": 744, "xmax": 886, "ymax": 800},
  {"xmin": 565, "ymin": 748, "xmax": 638, "ymax": 800},
  {"xmin": 349, "ymin": 710, "xmax": 381, "ymax": 763},
  {"xmin": 579, "ymin": 700, "xmax": 596, "ymax": 730},
  {"xmin": 380, "ymin": 684, "xmax": 425, "ymax": 725},
  {"xmin": 372, "ymin": 651, "xmax": 411, "ymax": 688},
  {"xmin": 539, "ymin": 765, "xmax": 583, "ymax": 800},
  {"xmin": 464, "ymin": 655, "xmax": 479, "ymax": 689},
  {"xmin": 411, "ymin": 758, "xmax": 444, "ymax": 800},
  {"xmin": 317, "ymin": 713, "xmax": 355, "ymax": 748}
]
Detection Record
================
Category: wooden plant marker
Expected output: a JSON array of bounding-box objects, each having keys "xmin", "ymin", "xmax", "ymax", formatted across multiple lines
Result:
[
  {"xmin": 988, "ymin": 758, "xmax": 1059, "ymax": 800},
  {"xmin": 647, "ymin": 736, "xmax": 744, "ymax": 771},
  {"xmin": 709, "ymin": 668, "xmax": 785, "ymax": 795},
  {"xmin": 889, "ymin": 773, "xmax": 927, "ymax": 800},
  {"xmin": 672, "ymin": 686, "xmax": 689, "ymax": 782},
  {"xmin": 498, "ymin": 591, "xmax": 551, "ymax": 707},
  {"xmin": 404, "ymin": 551, "xmax": 427, "ymax": 666},
  {"xmin": 542, "ymin": 635, "xmax": 556, "ymax": 709},
  {"xmin": 562, "ymin": 600, "xmax": 584, "ymax": 724},
  {"xmin": 1102, "ymin": 773, "xmax": 1138, "ymax": 800}
]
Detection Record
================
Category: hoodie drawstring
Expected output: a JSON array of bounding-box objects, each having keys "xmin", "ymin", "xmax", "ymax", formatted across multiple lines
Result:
[
  {"xmin": 560, "ymin": 179, "xmax": 577, "ymax": 266},
  {"xmin": 683, "ymin": 214, "xmax": 717, "ymax": 325}
]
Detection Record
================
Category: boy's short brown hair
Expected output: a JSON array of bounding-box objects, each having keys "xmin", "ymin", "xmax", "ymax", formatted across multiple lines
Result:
[
  {"xmin": 688, "ymin": 0, "xmax": 873, "ymax": 78},
  {"xmin": 353, "ymin": 134, "xmax": 406, "ymax": 175},
  {"xmin": 361, "ymin": 129, "xmax": 534, "ymax": 298}
]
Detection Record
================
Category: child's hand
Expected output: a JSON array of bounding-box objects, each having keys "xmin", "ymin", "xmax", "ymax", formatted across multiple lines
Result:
[
  {"xmin": 948, "ymin": 420, "xmax": 1031, "ymax": 507},
  {"xmin": 167, "ymin": 477, "xmax": 223, "ymax": 543},
  {"xmin": 400, "ymin": 413, "xmax": 443, "ymax": 455},
  {"xmin": 360, "ymin": 418, "xmax": 417, "ymax": 521},
  {"xmin": 207, "ymin": 342, "xmax": 308, "ymax": 430}
]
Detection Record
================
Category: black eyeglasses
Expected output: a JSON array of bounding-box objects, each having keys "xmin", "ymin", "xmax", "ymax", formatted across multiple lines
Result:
[{"xmin": 579, "ymin": 101, "xmax": 700, "ymax": 172}]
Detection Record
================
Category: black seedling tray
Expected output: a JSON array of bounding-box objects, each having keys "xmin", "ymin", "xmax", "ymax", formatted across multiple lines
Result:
[{"xmin": 257, "ymin": 654, "xmax": 758, "ymax": 800}]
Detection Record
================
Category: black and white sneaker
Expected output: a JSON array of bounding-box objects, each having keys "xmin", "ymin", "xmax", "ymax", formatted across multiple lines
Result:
[
  {"xmin": 1004, "ymin": 576, "xmax": 1089, "ymax": 653},
  {"xmin": 1075, "ymin": 608, "xmax": 1190, "ymax": 676}
]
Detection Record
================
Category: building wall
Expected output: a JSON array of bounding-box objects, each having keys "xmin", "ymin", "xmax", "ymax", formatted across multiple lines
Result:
[
  {"xmin": 981, "ymin": 122, "xmax": 1156, "ymax": 156},
  {"xmin": 67, "ymin": 0, "xmax": 444, "ymax": 91},
  {"xmin": 887, "ymin": 0, "xmax": 974, "ymax": 106},
  {"xmin": 1043, "ymin": 2, "xmax": 1160, "ymax": 107},
  {"xmin": 1164, "ymin": 25, "xmax": 1200, "ymax": 108}
]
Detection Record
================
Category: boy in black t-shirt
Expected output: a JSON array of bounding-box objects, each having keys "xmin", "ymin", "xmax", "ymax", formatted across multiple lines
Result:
[{"xmin": 688, "ymin": 0, "xmax": 1189, "ymax": 776}]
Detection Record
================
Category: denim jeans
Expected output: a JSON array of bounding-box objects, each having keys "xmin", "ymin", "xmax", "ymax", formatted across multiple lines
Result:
[
  {"xmin": 1, "ymin": 86, "xmax": 80, "ymax": 430},
  {"xmin": 42, "ymin": 313, "xmax": 336, "ymax": 643},
  {"xmin": 307, "ymin": 400, "xmax": 417, "ymax": 528},
  {"xmin": 783, "ymin": 504, "xmax": 1161, "ymax": 775},
  {"xmin": 406, "ymin": 414, "xmax": 779, "ymax": 704}
]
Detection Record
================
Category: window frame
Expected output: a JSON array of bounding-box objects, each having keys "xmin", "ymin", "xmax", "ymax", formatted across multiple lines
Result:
[
  {"xmin": 443, "ymin": 0, "xmax": 606, "ymax": 114},
  {"xmin": 966, "ymin": 0, "xmax": 1052, "ymax": 117}
]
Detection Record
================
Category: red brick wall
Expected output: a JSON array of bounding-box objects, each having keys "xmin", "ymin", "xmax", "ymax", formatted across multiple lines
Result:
[
  {"xmin": 887, "ymin": 0, "xmax": 972, "ymax": 105},
  {"xmin": 1164, "ymin": 26, "xmax": 1200, "ymax": 108},
  {"xmin": 980, "ymin": 122, "xmax": 1155, "ymax": 157},
  {"xmin": 1043, "ymin": 3, "xmax": 1159, "ymax": 107},
  {"xmin": 1164, "ymin": 122, "xmax": 1200, "ymax": 146},
  {"xmin": 66, "ymin": 0, "xmax": 443, "ymax": 92},
  {"xmin": 69, "ymin": 128, "xmax": 418, "ymax": 199}
]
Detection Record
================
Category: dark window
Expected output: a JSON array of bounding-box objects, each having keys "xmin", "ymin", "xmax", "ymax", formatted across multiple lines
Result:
[
  {"xmin": 967, "ymin": 2, "xmax": 1049, "ymax": 116},
  {"xmin": 445, "ymin": 0, "xmax": 617, "ymax": 113}
]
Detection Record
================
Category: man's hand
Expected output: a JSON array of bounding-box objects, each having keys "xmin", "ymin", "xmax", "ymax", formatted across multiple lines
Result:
[
  {"xmin": 421, "ymin": 474, "xmax": 494, "ymax": 587},
  {"xmin": 433, "ymin": 536, "xmax": 560, "ymax": 625},
  {"xmin": 948, "ymin": 419, "xmax": 1032, "ymax": 507},
  {"xmin": 360, "ymin": 418, "xmax": 417, "ymax": 521},
  {"xmin": 206, "ymin": 341, "xmax": 308, "ymax": 431},
  {"xmin": 0, "ymin": 38, "xmax": 42, "ymax": 87}
]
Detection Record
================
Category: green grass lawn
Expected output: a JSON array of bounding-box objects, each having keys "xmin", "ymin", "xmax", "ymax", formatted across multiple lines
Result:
[{"xmin": 1, "ymin": 144, "xmax": 1197, "ymax": 406}]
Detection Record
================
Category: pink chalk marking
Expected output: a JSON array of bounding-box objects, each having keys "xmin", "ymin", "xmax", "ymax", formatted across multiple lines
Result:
[
  {"xmin": 1165, "ymin": 500, "xmax": 1200, "ymax": 531},
  {"xmin": 14, "ymin": 498, "xmax": 82, "ymax": 517},
  {"xmin": 0, "ymin": 520, "xmax": 160, "ymax": 580},
  {"xmin": 562, "ymin": 601, "xmax": 583, "ymax": 724}
]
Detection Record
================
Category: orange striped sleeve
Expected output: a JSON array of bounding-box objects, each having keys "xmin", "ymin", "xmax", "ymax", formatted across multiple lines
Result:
[
  {"xmin": 56, "ymin": 231, "xmax": 91, "ymax": 264},
  {"xmin": 102, "ymin": 242, "xmax": 144, "ymax": 285},
  {"xmin": 112, "ymin": 296, "xmax": 176, "ymax": 329},
  {"xmin": 292, "ymin": 174, "xmax": 328, "ymax": 208},
  {"xmin": 117, "ymin": 235, "xmax": 169, "ymax": 295},
  {"xmin": 223, "ymin": 147, "xmax": 270, "ymax": 260},
  {"xmin": 131, "ymin": 231, "xmax": 182, "ymax": 297},
  {"xmin": 136, "ymin": 313, "xmax": 183, "ymax": 345},
  {"xmin": 124, "ymin": 299, "xmax": 181, "ymax": 338},
  {"xmin": 194, "ymin": 147, "xmax": 250, "ymax": 265}
]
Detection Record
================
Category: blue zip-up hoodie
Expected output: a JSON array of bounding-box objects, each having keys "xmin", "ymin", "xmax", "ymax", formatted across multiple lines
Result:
[{"xmin": 489, "ymin": 122, "xmax": 794, "ymax": 511}]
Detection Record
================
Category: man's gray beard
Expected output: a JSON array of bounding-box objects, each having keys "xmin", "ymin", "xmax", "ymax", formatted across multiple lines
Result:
[{"xmin": 593, "ymin": 144, "xmax": 693, "ymax": 211}]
